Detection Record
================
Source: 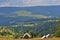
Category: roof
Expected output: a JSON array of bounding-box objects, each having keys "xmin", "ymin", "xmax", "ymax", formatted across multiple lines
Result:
[{"xmin": 23, "ymin": 33, "xmax": 31, "ymax": 38}]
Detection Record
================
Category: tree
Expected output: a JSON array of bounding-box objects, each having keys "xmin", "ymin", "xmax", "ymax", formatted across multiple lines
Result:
[
  {"xmin": 28, "ymin": 30, "xmax": 37, "ymax": 38},
  {"xmin": 54, "ymin": 18, "xmax": 60, "ymax": 37},
  {"xmin": 14, "ymin": 30, "xmax": 24, "ymax": 39},
  {"xmin": 0, "ymin": 27, "xmax": 14, "ymax": 37}
]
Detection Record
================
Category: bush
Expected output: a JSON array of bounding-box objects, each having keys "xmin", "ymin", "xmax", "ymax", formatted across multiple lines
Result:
[
  {"xmin": 54, "ymin": 30, "xmax": 60, "ymax": 37},
  {"xmin": 28, "ymin": 30, "xmax": 38, "ymax": 38}
]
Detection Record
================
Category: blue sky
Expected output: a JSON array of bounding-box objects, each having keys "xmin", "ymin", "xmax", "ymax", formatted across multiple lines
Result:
[{"xmin": 0, "ymin": 0, "xmax": 60, "ymax": 7}]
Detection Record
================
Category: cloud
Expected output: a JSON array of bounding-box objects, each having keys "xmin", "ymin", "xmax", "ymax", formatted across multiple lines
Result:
[
  {"xmin": 0, "ymin": 0, "xmax": 60, "ymax": 7},
  {"xmin": 0, "ymin": 0, "xmax": 23, "ymax": 7},
  {"xmin": 0, "ymin": 2, "xmax": 10, "ymax": 7},
  {"xmin": 23, "ymin": 0, "xmax": 60, "ymax": 6}
]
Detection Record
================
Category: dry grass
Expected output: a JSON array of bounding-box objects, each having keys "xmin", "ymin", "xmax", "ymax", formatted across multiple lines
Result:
[{"xmin": 0, "ymin": 37, "xmax": 60, "ymax": 40}]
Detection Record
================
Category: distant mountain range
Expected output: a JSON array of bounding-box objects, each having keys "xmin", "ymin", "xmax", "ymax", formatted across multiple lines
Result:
[
  {"xmin": 0, "ymin": 6, "xmax": 60, "ymax": 26},
  {"xmin": 0, "ymin": 6, "xmax": 60, "ymax": 17}
]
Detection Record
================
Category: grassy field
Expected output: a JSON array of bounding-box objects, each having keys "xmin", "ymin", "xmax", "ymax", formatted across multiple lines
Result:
[{"xmin": 0, "ymin": 37, "xmax": 60, "ymax": 40}]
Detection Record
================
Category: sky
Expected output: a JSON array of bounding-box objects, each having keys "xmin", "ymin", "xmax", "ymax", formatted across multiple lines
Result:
[{"xmin": 0, "ymin": 0, "xmax": 60, "ymax": 7}]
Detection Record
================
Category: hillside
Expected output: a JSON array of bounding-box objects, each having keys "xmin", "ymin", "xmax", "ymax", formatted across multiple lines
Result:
[{"xmin": 0, "ymin": 6, "xmax": 60, "ymax": 37}]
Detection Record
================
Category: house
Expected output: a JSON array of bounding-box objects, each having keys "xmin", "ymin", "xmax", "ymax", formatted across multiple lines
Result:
[
  {"xmin": 46, "ymin": 34, "xmax": 51, "ymax": 38},
  {"xmin": 41, "ymin": 34, "xmax": 51, "ymax": 39},
  {"xmin": 23, "ymin": 33, "xmax": 31, "ymax": 39},
  {"xmin": 41, "ymin": 35, "xmax": 46, "ymax": 39}
]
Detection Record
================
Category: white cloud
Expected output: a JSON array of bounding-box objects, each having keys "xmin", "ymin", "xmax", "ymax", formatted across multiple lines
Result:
[
  {"xmin": 0, "ymin": 0, "xmax": 60, "ymax": 7},
  {"xmin": 23, "ymin": 0, "xmax": 60, "ymax": 6}
]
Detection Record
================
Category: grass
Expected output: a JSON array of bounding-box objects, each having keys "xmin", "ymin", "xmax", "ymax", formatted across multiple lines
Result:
[{"xmin": 0, "ymin": 37, "xmax": 60, "ymax": 40}]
